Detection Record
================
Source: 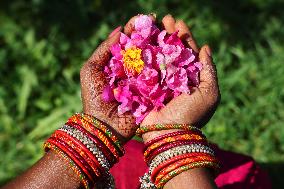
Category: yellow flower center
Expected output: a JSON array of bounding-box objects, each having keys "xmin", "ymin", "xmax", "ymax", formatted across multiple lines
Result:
[{"xmin": 122, "ymin": 47, "xmax": 144, "ymax": 75}]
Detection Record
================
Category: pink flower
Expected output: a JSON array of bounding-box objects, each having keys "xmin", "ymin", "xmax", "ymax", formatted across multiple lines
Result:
[
  {"xmin": 103, "ymin": 15, "xmax": 202, "ymax": 123},
  {"xmin": 166, "ymin": 65, "xmax": 189, "ymax": 93}
]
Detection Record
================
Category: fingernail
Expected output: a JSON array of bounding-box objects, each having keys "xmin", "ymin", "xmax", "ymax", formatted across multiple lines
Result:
[
  {"xmin": 149, "ymin": 13, "xmax": 157, "ymax": 19},
  {"xmin": 205, "ymin": 45, "xmax": 212, "ymax": 57},
  {"xmin": 109, "ymin": 26, "xmax": 122, "ymax": 38}
]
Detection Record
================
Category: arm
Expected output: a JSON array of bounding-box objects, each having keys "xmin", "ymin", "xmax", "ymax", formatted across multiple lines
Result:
[
  {"xmin": 141, "ymin": 15, "xmax": 220, "ymax": 189},
  {"xmin": 1, "ymin": 16, "xmax": 139, "ymax": 189}
]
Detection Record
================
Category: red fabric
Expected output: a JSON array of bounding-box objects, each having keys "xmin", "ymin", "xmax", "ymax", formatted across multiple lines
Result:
[{"xmin": 110, "ymin": 140, "xmax": 271, "ymax": 189}]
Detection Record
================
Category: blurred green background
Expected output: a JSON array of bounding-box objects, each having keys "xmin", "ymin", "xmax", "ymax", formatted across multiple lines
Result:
[{"xmin": 0, "ymin": 0, "xmax": 284, "ymax": 188}]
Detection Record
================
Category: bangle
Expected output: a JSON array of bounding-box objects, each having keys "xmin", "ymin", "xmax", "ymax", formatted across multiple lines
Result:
[
  {"xmin": 151, "ymin": 152, "xmax": 214, "ymax": 182},
  {"xmin": 68, "ymin": 114, "xmax": 124, "ymax": 157},
  {"xmin": 46, "ymin": 137, "xmax": 95, "ymax": 184},
  {"xmin": 44, "ymin": 142, "xmax": 90, "ymax": 189},
  {"xmin": 139, "ymin": 144, "xmax": 216, "ymax": 189},
  {"xmin": 146, "ymin": 140, "xmax": 209, "ymax": 164},
  {"xmin": 65, "ymin": 122, "xmax": 117, "ymax": 164},
  {"xmin": 136, "ymin": 124, "xmax": 201, "ymax": 137},
  {"xmin": 144, "ymin": 130, "xmax": 205, "ymax": 149},
  {"xmin": 156, "ymin": 161, "xmax": 220, "ymax": 188},
  {"xmin": 144, "ymin": 133, "xmax": 206, "ymax": 159},
  {"xmin": 149, "ymin": 144, "xmax": 215, "ymax": 170},
  {"xmin": 52, "ymin": 130, "xmax": 103, "ymax": 177},
  {"xmin": 79, "ymin": 113, "xmax": 124, "ymax": 153},
  {"xmin": 154, "ymin": 155, "xmax": 217, "ymax": 184},
  {"xmin": 59, "ymin": 125, "xmax": 111, "ymax": 170}
]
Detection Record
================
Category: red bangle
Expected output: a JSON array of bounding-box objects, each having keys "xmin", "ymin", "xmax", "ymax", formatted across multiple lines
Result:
[
  {"xmin": 145, "ymin": 140, "xmax": 208, "ymax": 164},
  {"xmin": 46, "ymin": 137, "xmax": 95, "ymax": 184},
  {"xmin": 76, "ymin": 113, "xmax": 124, "ymax": 153},
  {"xmin": 144, "ymin": 130, "xmax": 205, "ymax": 149},
  {"xmin": 144, "ymin": 134, "xmax": 205, "ymax": 159},
  {"xmin": 154, "ymin": 155, "xmax": 217, "ymax": 184},
  {"xmin": 136, "ymin": 124, "xmax": 201, "ymax": 137},
  {"xmin": 53, "ymin": 130, "xmax": 103, "ymax": 177},
  {"xmin": 68, "ymin": 114, "xmax": 123, "ymax": 157},
  {"xmin": 151, "ymin": 152, "xmax": 212, "ymax": 182},
  {"xmin": 66, "ymin": 122, "xmax": 117, "ymax": 164},
  {"xmin": 44, "ymin": 142, "xmax": 91, "ymax": 189},
  {"xmin": 156, "ymin": 161, "xmax": 220, "ymax": 188}
]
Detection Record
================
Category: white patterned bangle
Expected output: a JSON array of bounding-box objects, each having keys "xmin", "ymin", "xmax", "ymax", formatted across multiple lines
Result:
[
  {"xmin": 149, "ymin": 144, "xmax": 214, "ymax": 174},
  {"xmin": 59, "ymin": 125, "xmax": 111, "ymax": 170}
]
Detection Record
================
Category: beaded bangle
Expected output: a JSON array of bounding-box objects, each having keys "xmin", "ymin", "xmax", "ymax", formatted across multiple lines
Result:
[
  {"xmin": 144, "ymin": 134, "xmax": 206, "ymax": 159},
  {"xmin": 79, "ymin": 113, "xmax": 123, "ymax": 153},
  {"xmin": 149, "ymin": 144, "xmax": 215, "ymax": 169},
  {"xmin": 156, "ymin": 161, "xmax": 220, "ymax": 189},
  {"xmin": 139, "ymin": 145, "xmax": 216, "ymax": 189},
  {"xmin": 61, "ymin": 124, "xmax": 113, "ymax": 168},
  {"xmin": 59, "ymin": 124, "xmax": 111, "ymax": 170},
  {"xmin": 68, "ymin": 114, "xmax": 124, "ymax": 157},
  {"xmin": 44, "ymin": 142, "xmax": 90, "ymax": 189},
  {"xmin": 154, "ymin": 155, "xmax": 217, "ymax": 184},
  {"xmin": 52, "ymin": 130, "xmax": 103, "ymax": 177},
  {"xmin": 146, "ymin": 140, "xmax": 209, "ymax": 164},
  {"xmin": 151, "ymin": 152, "xmax": 214, "ymax": 182},
  {"xmin": 144, "ymin": 130, "xmax": 206, "ymax": 149},
  {"xmin": 65, "ymin": 122, "xmax": 117, "ymax": 164},
  {"xmin": 136, "ymin": 124, "xmax": 201, "ymax": 137},
  {"xmin": 46, "ymin": 137, "xmax": 95, "ymax": 184}
]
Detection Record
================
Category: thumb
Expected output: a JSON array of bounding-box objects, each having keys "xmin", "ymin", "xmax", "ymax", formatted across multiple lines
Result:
[
  {"xmin": 198, "ymin": 45, "xmax": 220, "ymax": 104},
  {"xmin": 86, "ymin": 30, "xmax": 121, "ymax": 69}
]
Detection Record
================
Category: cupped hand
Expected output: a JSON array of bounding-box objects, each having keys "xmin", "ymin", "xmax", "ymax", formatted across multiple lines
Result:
[
  {"xmin": 80, "ymin": 15, "xmax": 156, "ymax": 142},
  {"xmin": 141, "ymin": 15, "xmax": 221, "ymax": 141},
  {"xmin": 79, "ymin": 21, "xmax": 135, "ymax": 142}
]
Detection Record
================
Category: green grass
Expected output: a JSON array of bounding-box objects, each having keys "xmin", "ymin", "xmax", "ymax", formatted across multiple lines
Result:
[{"xmin": 0, "ymin": 0, "xmax": 284, "ymax": 188}]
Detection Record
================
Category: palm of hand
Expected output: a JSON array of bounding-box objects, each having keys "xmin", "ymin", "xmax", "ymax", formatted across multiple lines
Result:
[{"xmin": 80, "ymin": 32, "xmax": 136, "ymax": 142}]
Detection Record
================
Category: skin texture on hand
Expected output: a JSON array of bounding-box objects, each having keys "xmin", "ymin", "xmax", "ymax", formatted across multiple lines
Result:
[
  {"xmin": 80, "ymin": 14, "xmax": 156, "ymax": 142},
  {"xmin": 142, "ymin": 14, "xmax": 220, "ymax": 141},
  {"xmin": 141, "ymin": 14, "xmax": 220, "ymax": 189},
  {"xmin": 80, "ymin": 28, "xmax": 136, "ymax": 142}
]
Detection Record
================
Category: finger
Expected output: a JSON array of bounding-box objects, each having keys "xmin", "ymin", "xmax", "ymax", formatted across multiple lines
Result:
[
  {"xmin": 124, "ymin": 15, "xmax": 138, "ymax": 36},
  {"xmin": 175, "ymin": 20, "xmax": 199, "ymax": 53},
  {"xmin": 86, "ymin": 31, "xmax": 121, "ymax": 68},
  {"xmin": 161, "ymin": 14, "xmax": 176, "ymax": 34},
  {"xmin": 198, "ymin": 45, "xmax": 219, "ymax": 98},
  {"xmin": 124, "ymin": 14, "xmax": 157, "ymax": 36}
]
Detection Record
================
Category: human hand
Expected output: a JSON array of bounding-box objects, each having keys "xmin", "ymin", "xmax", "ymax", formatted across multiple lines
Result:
[
  {"xmin": 141, "ymin": 15, "xmax": 220, "ymax": 141},
  {"xmin": 80, "ymin": 24, "xmax": 134, "ymax": 142}
]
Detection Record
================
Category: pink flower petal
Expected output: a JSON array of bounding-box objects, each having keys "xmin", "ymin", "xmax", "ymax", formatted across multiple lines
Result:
[
  {"xmin": 135, "ymin": 15, "xmax": 153, "ymax": 31},
  {"xmin": 102, "ymin": 85, "xmax": 115, "ymax": 102}
]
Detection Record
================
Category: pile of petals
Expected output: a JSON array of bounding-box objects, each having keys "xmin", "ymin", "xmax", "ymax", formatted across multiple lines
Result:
[{"xmin": 103, "ymin": 15, "xmax": 202, "ymax": 124}]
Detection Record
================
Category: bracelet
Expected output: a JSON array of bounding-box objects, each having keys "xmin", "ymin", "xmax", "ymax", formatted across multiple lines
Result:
[
  {"xmin": 60, "ymin": 124, "xmax": 111, "ymax": 169},
  {"xmin": 151, "ymin": 152, "xmax": 214, "ymax": 182},
  {"xmin": 52, "ymin": 130, "xmax": 103, "ymax": 177},
  {"xmin": 64, "ymin": 122, "xmax": 116, "ymax": 164},
  {"xmin": 44, "ymin": 142, "xmax": 90, "ymax": 189},
  {"xmin": 136, "ymin": 124, "xmax": 201, "ymax": 137},
  {"xmin": 46, "ymin": 137, "xmax": 95, "ymax": 184},
  {"xmin": 144, "ymin": 130, "xmax": 205, "ymax": 149},
  {"xmin": 146, "ymin": 140, "xmax": 209, "ymax": 164},
  {"xmin": 68, "ymin": 114, "xmax": 124, "ymax": 157},
  {"xmin": 156, "ymin": 161, "xmax": 220, "ymax": 188},
  {"xmin": 139, "ymin": 144, "xmax": 215, "ymax": 189},
  {"xmin": 154, "ymin": 155, "xmax": 217, "ymax": 184},
  {"xmin": 144, "ymin": 134, "xmax": 206, "ymax": 159},
  {"xmin": 149, "ymin": 144, "xmax": 215, "ymax": 170},
  {"xmin": 78, "ymin": 113, "xmax": 123, "ymax": 153}
]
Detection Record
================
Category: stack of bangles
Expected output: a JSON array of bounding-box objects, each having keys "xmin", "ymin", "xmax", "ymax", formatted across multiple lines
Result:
[
  {"xmin": 136, "ymin": 124, "xmax": 220, "ymax": 189},
  {"xmin": 43, "ymin": 113, "xmax": 124, "ymax": 189}
]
